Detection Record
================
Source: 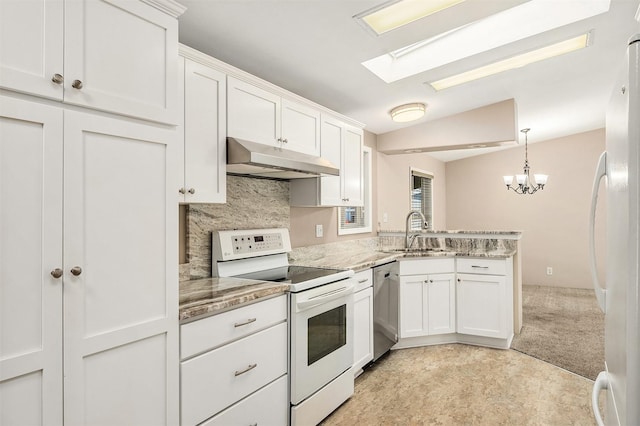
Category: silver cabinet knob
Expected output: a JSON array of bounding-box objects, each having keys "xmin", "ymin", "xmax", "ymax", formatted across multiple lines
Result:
[
  {"xmin": 72, "ymin": 80, "xmax": 83, "ymax": 89},
  {"xmin": 188, "ymin": 188, "xmax": 195, "ymax": 194},
  {"xmin": 178, "ymin": 188, "xmax": 186, "ymax": 194},
  {"xmin": 51, "ymin": 74, "xmax": 64, "ymax": 84},
  {"xmin": 282, "ymin": 138, "xmax": 288, "ymax": 144},
  {"xmin": 50, "ymin": 268, "xmax": 63, "ymax": 279},
  {"xmin": 70, "ymin": 266, "xmax": 82, "ymax": 276}
]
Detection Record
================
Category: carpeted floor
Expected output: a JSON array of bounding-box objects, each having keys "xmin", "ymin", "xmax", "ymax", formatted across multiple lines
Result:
[{"xmin": 511, "ymin": 285, "xmax": 605, "ymax": 380}]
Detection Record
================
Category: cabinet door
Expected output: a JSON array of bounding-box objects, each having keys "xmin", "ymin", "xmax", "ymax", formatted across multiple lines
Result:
[
  {"xmin": 342, "ymin": 126, "xmax": 363, "ymax": 206},
  {"xmin": 0, "ymin": 0, "xmax": 64, "ymax": 100},
  {"xmin": 319, "ymin": 115, "xmax": 343, "ymax": 205},
  {"xmin": 62, "ymin": 111, "xmax": 179, "ymax": 425},
  {"xmin": 64, "ymin": 0, "xmax": 179, "ymax": 124},
  {"xmin": 181, "ymin": 58, "xmax": 226, "ymax": 203},
  {"xmin": 0, "ymin": 97, "xmax": 63, "ymax": 425},
  {"xmin": 353, "ymin": 287, "xmax": 374, "ymax": 373},
  {"xmin": 399, "ymin": 275, "xmax": 428, "ymax": 338},
  {"xmin": 227, "ymin": 76, "xmax": 280, "ymax": 146},
  {"xmin": 427, "ymin": 273, "xmax": 456, "ymax": 335},
  {"xmin": 456, "ymin": 273, "xmax": 507, "ymax": 338},
  {"xmin": 281, "ymin": 98, "xmax": 320, "ymax": 156}
]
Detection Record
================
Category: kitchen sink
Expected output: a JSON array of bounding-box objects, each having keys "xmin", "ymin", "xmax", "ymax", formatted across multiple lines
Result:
[{"xmin": 384, "ymin": 248, "xmax": 452, "ymax": 254}]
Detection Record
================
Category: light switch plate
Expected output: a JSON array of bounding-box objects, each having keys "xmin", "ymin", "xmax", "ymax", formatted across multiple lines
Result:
[{"xmin": 315, "ymin": 224, "xmax": 323, "ymax": 238}]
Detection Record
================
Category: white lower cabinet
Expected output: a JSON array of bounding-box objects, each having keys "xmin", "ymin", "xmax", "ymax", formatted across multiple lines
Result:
[
  {"xmin": 200, "ymin": 375, "xmax": 288, "ymax": 426},
  {"xmin": 352, "ymin": 269, "xmax": 374, "ymax": 375},
  {"xmin": 396, "ymin": 256, "xmax": 514, "ymax": 348},
  {"xmin": 399, "ymin": 259, "xmax": 456, "ymax": 338},
  {"xmin": 180, "ymin": 295, "xmax": 288, "ymax": 426},
  {"xmin": 456, "ymin": 258, "xmax": 513, "ymax": 340},
  {"xmin": 0, "ymin": 95, "xmax": 179, "ymax": 425}
]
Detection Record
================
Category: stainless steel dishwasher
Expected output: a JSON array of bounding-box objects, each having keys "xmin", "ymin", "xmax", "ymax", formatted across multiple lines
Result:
[{"xmin": 372, "ymin": 261, "xmax": 400, "ymax": 361}]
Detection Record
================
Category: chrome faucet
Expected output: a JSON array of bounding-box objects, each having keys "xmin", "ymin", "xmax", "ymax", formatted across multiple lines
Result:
[{"xmin": 405, "ymin": 211, "xmax": 428, "ymax": 249}]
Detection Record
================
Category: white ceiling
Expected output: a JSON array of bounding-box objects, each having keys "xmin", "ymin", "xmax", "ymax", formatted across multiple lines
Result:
[{"xmin": 177, "ymin": 0, "xmax": 640, "ymax": 162}]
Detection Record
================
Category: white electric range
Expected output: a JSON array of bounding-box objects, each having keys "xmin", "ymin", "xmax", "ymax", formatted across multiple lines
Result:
[{"xmin": 212, "ymin": 228, "xmax": 356, "ymax": 425}]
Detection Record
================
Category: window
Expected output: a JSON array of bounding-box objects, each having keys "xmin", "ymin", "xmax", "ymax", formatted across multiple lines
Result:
[
  {"xmin": 338, "ymin": 147, "xmax": 372, "ymax": 235},
  {"xmin": 410, "ymin": 168, "xmax": 433, "ymax": 230}
]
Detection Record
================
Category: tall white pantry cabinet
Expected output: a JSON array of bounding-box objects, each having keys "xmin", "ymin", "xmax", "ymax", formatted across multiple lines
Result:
[{"xmin": 0, "ymin": 0, "xmax": 185, "ymax": 425}]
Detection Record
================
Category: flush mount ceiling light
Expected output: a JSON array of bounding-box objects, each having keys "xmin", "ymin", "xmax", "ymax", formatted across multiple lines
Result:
[
  {"xmin": 429, "ymin": 33, "xmax": 591, "ymax": 91},
  {"xmin": 362, "ymin": 0, "xmax": 609, "ymax": 83},
  {"xmin": 355, "ymin": 0, "xmax": 466, "ymax": 36},
  {"xmin": 503, "ymin": 128, "xmax": 548, "ymax": 195},
  {"xmin": 390, "ymin": 103, "xmax": 426, "ymax": 122}
]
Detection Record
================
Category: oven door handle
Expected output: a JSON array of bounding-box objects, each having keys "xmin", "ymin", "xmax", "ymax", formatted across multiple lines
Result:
[{"xmin": 296, "ymin": 284, "xmax": 355, "ymax": 311}]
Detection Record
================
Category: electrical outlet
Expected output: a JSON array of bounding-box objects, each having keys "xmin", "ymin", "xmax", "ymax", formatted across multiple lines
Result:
[
  {"xmin": 546, "ymin": 267, "xmax": 553, "ymax": 276},
  {"xmin": 383, "ymin": 213, "xmax": 388, "ymax": 223},
  {"xmin": 315, "ymin": 224, "xmax": 323, "ymax": 238}
]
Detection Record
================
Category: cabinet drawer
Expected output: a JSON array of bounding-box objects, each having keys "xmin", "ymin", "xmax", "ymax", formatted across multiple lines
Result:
[
  {"xmin": 399, "ymin": 258, "xmax": 454, "ymax": 275},
  {"xmin": 180, "ymin": 295, "xmax": 286, "ymax": 359},
  {"xmin": 457, "ymin": 258, "xmax": 507, "ymax": 275},
  {"xmin": 200, "ymin": 375, "xmax": 288, "ymax": 426},
  {"xmin": 353, "ymin": 268, "xmax": 373, "ymax": 292},
  {"xmin": 181, "ymin": 322, "xmax": 287, "ymax": 426}
]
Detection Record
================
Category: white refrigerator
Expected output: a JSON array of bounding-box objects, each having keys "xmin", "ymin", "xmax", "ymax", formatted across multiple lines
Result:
[{"xmin": 590, "ymin": 34, "xmax": 640, "ymax": 426}]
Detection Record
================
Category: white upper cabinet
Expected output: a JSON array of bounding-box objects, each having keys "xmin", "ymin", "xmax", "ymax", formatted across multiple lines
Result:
[
  {"xmin": 289, "ymin": 114, "xmax": 364, "ymax": 207},
  {"xmin": 0, "ymin": 0, "xmax": 183, "ymax": 124},
  {"xmin": 0, "ymin": 0, "xmax": 64, "ymax": 100},
  {"xmin": 227, "ymin": 76, "xmax": 321, "ymax": 156},
  {"xmin": 177, "ymin": 52, "xmax": 227, "ymax": 203},
  {"xmin": 281, "ymin": 98, "xmax": 321, "ymax": 155},
  {"xmin": 342, "ymin": 125, "xmax": 364, "ymax": 205}
]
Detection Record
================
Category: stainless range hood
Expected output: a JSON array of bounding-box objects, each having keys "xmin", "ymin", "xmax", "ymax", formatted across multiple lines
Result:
[{"xmin": 226, "ymin": 137, "xmax": 339, "ymax": 179}]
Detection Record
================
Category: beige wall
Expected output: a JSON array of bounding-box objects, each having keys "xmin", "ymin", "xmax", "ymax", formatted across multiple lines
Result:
[
  {"xmin": 445, "ymin": 129, "xmax": 606, "ymax": 289},
  {"xmin": 377, "ymin": 99, "xmax": 518, "ymax": 154},
  {"xmin": 376, "ymin": 151, "xmax": 447, "ymax": 231},
  {"xmin": 289, "ymin": 130, "xmax": 379, "ymax": 247}
]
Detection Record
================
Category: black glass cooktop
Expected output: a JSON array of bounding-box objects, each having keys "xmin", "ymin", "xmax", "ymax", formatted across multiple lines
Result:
[{"xmin": 235, "ymin": 265, "xmax": 344, "ymax": 285}]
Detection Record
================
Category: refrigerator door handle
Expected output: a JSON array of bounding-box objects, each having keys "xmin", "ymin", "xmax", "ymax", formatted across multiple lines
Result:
[
  {"xmin": 592, "ymin": 371, "xmax": 609, "ymax": 426},
  {"xmin": 589, "ymin": 151, "xmax": 607, "ymax": 313}
]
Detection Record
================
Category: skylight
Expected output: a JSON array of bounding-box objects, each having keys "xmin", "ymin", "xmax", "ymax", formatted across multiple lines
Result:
[
  {"xmin": 355, "ymin": 0, "xmax": 467, "ymax": 36},
  {"xmin": 362, "ymin": 0, "xmax": 611, "ymax": 83}
]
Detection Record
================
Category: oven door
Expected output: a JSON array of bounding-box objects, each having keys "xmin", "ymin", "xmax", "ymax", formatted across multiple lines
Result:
[{"xmin": 290, "ymin": 278, "xmax": 356, "ymax": 405}]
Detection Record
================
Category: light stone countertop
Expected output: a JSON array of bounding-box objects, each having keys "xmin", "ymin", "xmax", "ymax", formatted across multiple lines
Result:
[
  {"xmin": 289, "ymin": 249, "xmax": 517, "ymax": 271},
  {"xmin": 179, "ymin": 277, "xmax": 288, "ymax": 322},
  {"xmin": 179, "ymin": 232, "xmax": 519, "ymax": 320}
]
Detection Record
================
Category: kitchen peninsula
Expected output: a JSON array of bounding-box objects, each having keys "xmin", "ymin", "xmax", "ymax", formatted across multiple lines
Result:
[{"xmin": 288, "ymin": 230, "xmax": 523, "ymax": 334}]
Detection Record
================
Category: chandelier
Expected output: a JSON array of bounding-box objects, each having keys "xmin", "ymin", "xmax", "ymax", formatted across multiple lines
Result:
[{"xmin": 503, "ymin": 128, "xmax": 548, "ymax": 194}]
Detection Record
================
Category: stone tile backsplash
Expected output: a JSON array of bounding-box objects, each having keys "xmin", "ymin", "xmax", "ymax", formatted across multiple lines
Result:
[{"xmin": 186, "ymin": 175, "xmax": 290, "ymax": 279}]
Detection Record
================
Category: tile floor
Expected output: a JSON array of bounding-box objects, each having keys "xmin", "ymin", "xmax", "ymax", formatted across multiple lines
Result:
[{"xmin": 322, "ymin": 344, "xmax": 599, "ymax": 425}]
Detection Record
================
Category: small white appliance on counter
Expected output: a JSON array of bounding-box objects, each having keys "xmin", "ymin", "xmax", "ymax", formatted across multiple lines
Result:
[
  {"xmin": 590, "ymin": 34, "xmax": 640, "ymax": 426},
  {"xmin": 212, "ymin": 228, "xmax": 357, "ymax": 425}
]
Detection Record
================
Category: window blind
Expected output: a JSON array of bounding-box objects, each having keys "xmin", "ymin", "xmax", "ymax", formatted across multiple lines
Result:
[{"xmin": 410, "ymin": 170, "xmax": 433, "ymax": 230}]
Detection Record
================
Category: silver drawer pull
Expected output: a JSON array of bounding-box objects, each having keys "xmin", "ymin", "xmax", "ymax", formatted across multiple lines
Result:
[
  {"xmin": 234, "ymin": 318, "xmax": 257, "ymax": 327},
  {"xmin": 471, "ymin": 265, "xmax": 489, "ymax": 269},
  {"xmin": 234, "ymin": 363, "xmax": 257, "ymax": 376},
  {"xmin": 358, "ymin": 278, "xmax": 369, "ymax": 283},
  {"xmin": 249, "ymin": 423, "xmax": 257, "ymax": 426}
]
